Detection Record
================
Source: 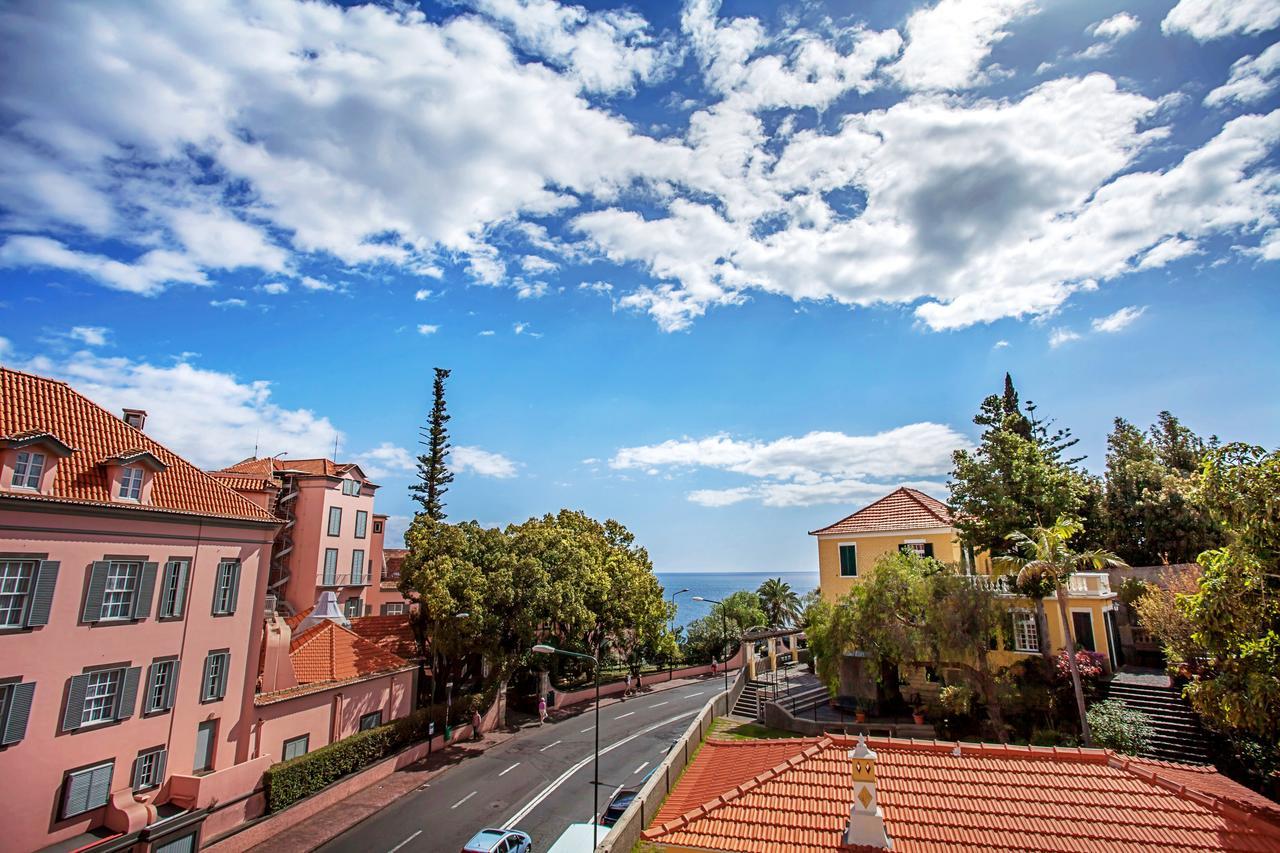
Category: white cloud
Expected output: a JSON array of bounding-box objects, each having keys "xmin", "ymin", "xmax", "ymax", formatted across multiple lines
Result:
[
  {"xmin": 262, "ymin": 281, "xmax": 289, "ymax": 295},
  {"xmin": 414, "ymin": 288, "xmax": 434, "ymax": 301},
  {"xmin": 993, "ymin": 339, "xmax": 1010, "ymax": 348},
  {"xmin": 1137, "ymin": 236, "xmax": 1200, "ymax": 269},
  {"xmin": 167, "ymin": 207, "xmax": 289, "ymax": 273},
  {"xmin": 300, "ymin": 276, "xmax": 337, "ymax": 292},
  {"xmin": 15, "ymin": 349, "xmax": 341, "ymax": 468},
  {"xmin": 478, "ymin": 329, "xmax": 496, "ymax": 336},
  {"xmin": 380, "ymin": 514, "xmax": 413, "ymax": 548},
  {"xmin": 890, "ymin": 0, "xmax": 1038, "ymax": 91},
  {"xmin": 515, "ymin": 280, "xmax": 549, "ymax": 299},
  {"xmin": 579, "ymin": 280, "xmax": 613, "ymax": 294},
  {"xmin": 1162, "ymin": 0, "xmax": 1280, "ymax": 40},
  {"xmin": 1048, "ymin": 327, "xmax": 1081, "ymax": 347},
  {"xmin": 417, "ymin": 324, "xmax": 440, "ymax": 335},
  {"xmin": 521, "ymin": 255, "xmax": 559, "ymax": 274},
  {"xmin": 1091, "ymin": 305, "xmax": 1146, "ymax": 333},
  {"xmin": 352, "ymin": 442, "xmax": 416, "ymax": 479},
  {"xmin": 0, "ymin": 235, "xmax": 207, "ymax": 295},
  {"xmin": 0, "ymin": 337, "xmax": 10, "ymax": 358},
  {"xmin": 210, "ymin": 297, "xmax": 247, "ymax": 308},
  {"xmin": 451, "ymin": 445, "xmax": 519, "ymax": 478},
  {"xmin": 68, "ymin": 326, "xmax": 110, "ymax": 346},
  {"xmin": 1204, "ymin": 43, "xmax": 1280, "ymax": 107},
  {"xmin": 512, "ymin": 321, "xmax": 540, "ymax": 336},
  {"xmin": 1090, "ymin": 13, "xmax": 1141, "ymax": 40}
]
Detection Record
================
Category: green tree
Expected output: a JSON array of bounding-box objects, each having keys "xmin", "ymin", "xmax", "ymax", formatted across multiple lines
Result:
[
  {"xmin": 681, "ymin": 591, "xmax": 765, "ymax": 664},
  {"xmin": 996, "ymin": 517, "xmax": 1126, "ymax": 746},
  {"xmin": 757, "ymin": 577, "xmax": 802, "ymax": 628},
  {"xmin": 410, "ymin": 367, "xmax": 454, "ymax": 520}
]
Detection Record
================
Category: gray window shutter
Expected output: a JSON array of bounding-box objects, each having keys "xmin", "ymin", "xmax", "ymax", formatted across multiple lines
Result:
[
  {"xmin": 923, "ymin": 543, "xmax": 935, "ymax": 558},
  {"xmin": 155, "ymin": 748, "xmax": 167, "ymax": 786},
  {"xmin": 160, "ymin": 561, "xmax": 189, "ymax": 618},
  {"xmin": 62, "ymin": 674, "xmax": 90, "ymax": 731},
  {"xmin": 173, "ymin": 560, "xmax": 189, "ymax": 616},
  {"xmin": 165, "ymin": 661, "xmax": 180, "ymax": 709},
  {"xmin": 64, "ymin": 769, "xmax": 92, "ymax": 816},
  {"xmin": 228, "ymin": 563, "xmax": 241, "ymax": 614},
  {"xmin": 82, "ymin": 561, "xmax": 111, "ymax": 623},
  {"xmin": 88, "ymin": 763, "xmax": 113, "ymax": 809},
  {"xmin": 216, "ymin": 652, "xmax": 229, "ymax": 698},
  {"xmin": 2, "ymin": 682, "xmax": 35, "ymax": 745},
  {"xmin": 26, "ymin": 561, "xmax": 59, "ymax": 626},
  {"xmin": 134, "ymin": 562, "xmax": 158, "ymax": 619},
  {"xmin": 132, "ymin": 755, "xmax": 146, "ymax": 790},
  {"xmin": 158, "ymin": 563, "xmax": 175, "ymax": 617},
  {"xmin": 117, "ymin": 667, "xmax": 141, "ymax": 720},
  {"xmin": 201, "ymin": 654, "xmax": 213, "ymax": 701},
  {"xmin": 211, "ymin": 563, "xmax": 227, "ymax": 614}
]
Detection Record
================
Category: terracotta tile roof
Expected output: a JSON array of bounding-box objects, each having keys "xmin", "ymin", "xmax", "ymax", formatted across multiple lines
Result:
[
  {"xmin": 810, "ymin": 487, "xmax": 953, "ymax": 536},
  {"xmin": 349, "ymin": 614, "xmax": 420, "ymax": 660},
  {"xmin": 1, "ymin": 366, "xmax": 277, "ymax": 523},
  {"xmin": 207, "ymin": 472, "xmax": 280, "ymax": 493},
  {"xmin": 643, "ymin": 736, "xmax": 1280, "ymax": 852},
  {"xmin": 216, "ymin": 455, "xmax": 376, "ymax": 486},
  {"xmin": 287, "ymin": 619, "xmax": 411, "ymax": 685},
  {"xmin": 383, "ymin": 548, "xmax": 408, "ymax": 580}
]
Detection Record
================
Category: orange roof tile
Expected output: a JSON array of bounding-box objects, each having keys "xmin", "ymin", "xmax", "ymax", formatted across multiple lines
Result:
[
  {"xmin": 810, "ymin": 487, "xmax": 953, "ymax": 536},
  {"xmin": 287, "ymin": 619, "xmax": 411, "ymax": 685},
  {"xmin": 349, "ymin": 614, "xmax": 420, "ymax": 660},
  {"xmin": 217, "ymin": 455, "xmax": 377, "ymax": 487},
  {"xmin": 383, "ymin": 548, "xmax": 408, "ymax": 580},
  {"xmin": 1, "ymin": 366, "xmax": 276, "ymax": 523},
  {"xmin": 643, "ymin": 736, "xmax": 1280, "ymax": 852}
]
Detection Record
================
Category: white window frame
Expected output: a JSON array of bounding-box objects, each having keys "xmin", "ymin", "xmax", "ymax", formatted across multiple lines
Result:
[
  {"xmin": 384, "ymin": 602, "xmax": 405, "ymax": 616},
  {"xmin": 81, "ymin": 670, "xmax": 122, "ymax": 725},
  {"xmin": 147, "ymin": 660, "xmax": 177, "ymax": 713},
  {"xmin": 100, "ymin": 562, "xmax": 140, "ymax": 621},
  {"xmin": 202, "ymin": 651, "xmax": 229, "ymax": 702},
  {"xmin": 159, "ymin": 559, "xmax": 188, "ymax": 618},
  {"xmin": 11, "ymin": 450, "xmax": 45, "ymax": 489},
  {"xmin": 359, "ymin": 711, "xmax": 382, "ymax": 731},
  {"xmin": 212, "ymin": 561, "xmax": 238, "ymax": 615},
  {"xmin": 283, "ymin": 734, "xmax": 309, "ymax": 761},
  {"xmin": 119, "ymin": 465, "xmax": 144, "ymax": 500},
  {"xmin": 373, "ymin": 520, "xmax": 383, "ymax": 534},
  {"xmin": 134, "ymin": 748, "xmax": 165, "ymax": 791},
  {"xmin": 0, "ymin": 559, "xmax": 35, "ymax": 627},
  {"xmin": 1012, "ymin": 610, "xmax": 1039, "ymax": 653}
]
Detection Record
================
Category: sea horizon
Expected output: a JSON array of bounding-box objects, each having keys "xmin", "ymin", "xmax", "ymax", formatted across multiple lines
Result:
[{"xmin": 656, "ymin": 569, "xmax": 818, "ymax": 629}]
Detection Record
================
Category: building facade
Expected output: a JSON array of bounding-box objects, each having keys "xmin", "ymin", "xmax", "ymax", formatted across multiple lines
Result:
[{"xmin": 0, "ymin": 367, "xmax": 279, "ymax": 853}]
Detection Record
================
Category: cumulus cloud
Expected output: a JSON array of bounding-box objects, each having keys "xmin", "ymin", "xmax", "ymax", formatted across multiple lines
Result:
[
  {"xmin": 416, "ymin": 324, "xmax": 440, "ymax": 335},
  {"xmin": 352, "ymin": 442, "xmax": 416, "ymax": 480},
  {"xmin": 210, "ymin": 297, "xmax": 247, "ymax": 308},
  {"xmin": 14, "ymin": 349, "xmax": 341, "ymax": 468},
  {"xmin": 1162, "ymin": 0, "xmax": 1280, "ymax": 40},
  {"xmin": 1090, "ymin": 13, "xmax": 1141, "ymax": 40},
  {"xmin": 262, "ymin": 282, "xmax": 289, "ymax": 295},
  {"xmin": 890, "ymin": 0, "xmax": 1037, "ymax": 91},
  {"xmin": 1048, "ymin": 327, "xmax": 1081, "ymax": 348},
  {"xmin": 414, "ymin": 288, "xmax": 434, "ymax": 301},
  {"xmin": 611, "ymin": 423, "xmax": 969, "ymax": 507},
  {"xmin": 0, "ymin": 235, "xmax": 207, "ymax": 295},
  {"xmin": 451, "ymin": 445, "xmax": 519, "ymax": 478},
  {"xmin": 1205, "ymin": 43, "xmax": 1280, "ymax": 107},
  {"xmin": 1092, "ymin": 305, "xmax": 1146, "ymax": 333},
  {"xmin": 68, "ymin": 326, "xmax": 110, "ymax": 346}
]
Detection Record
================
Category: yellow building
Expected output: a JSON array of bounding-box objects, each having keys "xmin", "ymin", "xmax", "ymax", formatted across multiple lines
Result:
[{"xmin": 811, "ymin": 487, "xmax": 1122, "ymax": 669}]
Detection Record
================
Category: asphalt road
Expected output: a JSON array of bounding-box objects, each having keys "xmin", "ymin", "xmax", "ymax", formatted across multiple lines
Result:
[{"xmin": 317, "ymin": 678, "xmax": 721, "ymax": 853}]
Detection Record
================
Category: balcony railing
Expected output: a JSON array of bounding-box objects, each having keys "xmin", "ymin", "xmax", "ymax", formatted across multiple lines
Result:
[
  {"xmin": 316, "ymin": 572, "xmax": 372, "ymax": 587},
  {"xmin": 964, "ymin": 572, "xmax": 1113, "ymax": 598}
]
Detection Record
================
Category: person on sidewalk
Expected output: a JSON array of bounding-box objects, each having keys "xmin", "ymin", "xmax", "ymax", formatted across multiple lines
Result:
[
  {"xmin": 472, "ymin": 710, "xmax": 482, "ymax": 740},
  {"xmin": 538, "ymin": 695, "xmax": 548, "ymax": 725},
  {"xmin": 623, "ymin": 673, "xmax": 632, "ymax": 700}
]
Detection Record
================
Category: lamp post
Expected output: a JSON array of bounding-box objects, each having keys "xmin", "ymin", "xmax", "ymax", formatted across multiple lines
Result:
[
  {"xmin": 428, "ymin": 611, "xmax": 470, "ymax": 756},
  {"xmin": 669, "ymin": 588, "xmax": 689, "ymax": 678},
  {"xmin": 691, "ymin": 597, "xmax": 730, "ymax": 697},
  {"xmin": 533, "ymin": 644, "xmax": 601, "ymax": 850}
]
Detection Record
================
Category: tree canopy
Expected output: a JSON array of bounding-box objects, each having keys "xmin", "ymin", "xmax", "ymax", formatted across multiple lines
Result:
[
  {"xmin": 757, "ymin": 577, "xmax": 803, "ymax": 628},
  {"xmin": 411, "ymin": 367, "xmax": 453, "ymax": 520}
]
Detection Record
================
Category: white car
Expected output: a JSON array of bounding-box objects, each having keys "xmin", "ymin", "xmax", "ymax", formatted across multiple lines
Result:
[{"xmin": 462, "ymin": 828, "xmax": 533, "ymax": 853}]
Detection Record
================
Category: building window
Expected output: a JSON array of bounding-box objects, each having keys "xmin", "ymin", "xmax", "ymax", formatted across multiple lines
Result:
[
  {"xmin": 158, "ymin": 559, "xmax": 189, "ymax": 618},
  {"xmin": 344, "ymin": 597, "xmax": 361, "ymax": 618},
  {"xmin": 212, "ymin": 560, "xmax": 240, "ymax": 615},
  {"xmin": 899, "ymin": 542, "xmax": 934, "ymax": 558},
  {"xmin": 359, "ymin": 711, "xmax": 383, "ymax": 731},
  {"xmin": 201, "ymin": 651, "xmax": 230, "ymax": 702},
  {"xmin": 154, "ymin": 832, "xmax": 198, "ymax": 853},
  {"xmin": 355, "ymin": 510, "xmax": 368, "ymax": 539},
  {"xmin": 838, "ymin": 544, "xmax": 858, "ymax": 577},
  {"xmin": 146, "ymin": 660, "xmax": 179, "ymax": 713},
  {"xmin": 283, "ymin": 735, "xmax": 309, "ymax": 761},
  {"xmin": 1012, "ymin": 611, "xmax": 1039, "ymax": 653},
  {"xmin": 194, "ymin": 720, "xmax": 216, "ymax": 772},
  {"xmin": 382, "ymin": 602, "xmax": 406, "ymax": 616},
  {"xmin": 62, "ymin": 761, "xmax": 114, "ymax": 818},
  {"xmin": 0, "ymin": 681, "xmax": 36, "ymax": 745},
  {"xmin": 119, "ymin": 466, "xmax": 144, "ymax": 500},
  {"xmin": 323, "ymin": 549, "xmax": 338, "ymax": 584},
  {"xmin": 0, "ymin": 559, "xmax": 34, "ymax": 627},
  {"xmin": 133, "ymin": 747, "xmax": 166, "ymax": 791},
  {"xmin": 373, "ymin": 521, "xmax": 383, "ymax": 534},
  {"xmin": 327, "ymin": 506, "xmax": 342, "ymax": 536},
  {"xmin": 81, "ymin": 670, "xmax": 123, "ymax": 725},
  {"xmin": 351, "ymin": 550, "xmax": 365, "ymax": 584},
  {"xmin": 100, "ymin": 561, "xmax": 140, "ymax": 620},
  {"xmin": 10, "ymin": 450, "xmax": 45, "ymax": 489}
]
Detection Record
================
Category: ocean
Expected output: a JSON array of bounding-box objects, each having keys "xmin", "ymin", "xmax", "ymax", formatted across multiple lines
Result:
[{"xmin": 656, "ymin": 570, "xmax": 819, "ymax": 629}]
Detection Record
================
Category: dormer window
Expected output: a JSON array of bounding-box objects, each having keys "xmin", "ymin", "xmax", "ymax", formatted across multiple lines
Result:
[
  {"xmin": 11, "ymin": 451, "xmax": 46, "ymax": 489},
  {"xmin": 119, "ymin": 466, "xmax": 144, "ymax": 500}
]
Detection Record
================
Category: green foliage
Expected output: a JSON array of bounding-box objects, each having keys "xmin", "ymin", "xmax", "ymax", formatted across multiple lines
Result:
[
  {"xmin": 1029, "ymin": 728, "xmax": 1078, "ymax": 747},
  {"xmin": 1086, "ymin": 700, "xmax": 1153, "ymax": 755},
  {"xmin": 756, "ymin": 577, "xmax": 803, "ymax": 628},
  {"xmin": 681, "ymin": 591, "xmax": 764, "ymax": 664},
  {"xmin": 938, "ymin": 684, "xmax": 974, "ymax": 716},
  {"xmin": 410, "ymin": 367, "xmax": 454, "ymax": 520},
  {"xmin": 1117, "ymin": 577, "xmax": 1149, "ymax": 606},
  {"xmin": 265, "ymin": 716, "xmax": 411, "ymax": 812}
]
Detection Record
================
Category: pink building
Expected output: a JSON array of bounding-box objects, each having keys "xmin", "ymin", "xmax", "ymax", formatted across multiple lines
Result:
[
  {"xmin": 0, "ymin": 367, "xmax": 279, "ymax": 853},
  {"xmin": 364, "ymin": 541, "xmax": 411, "ymax": 616},
  {"xmin": 210, "ymin": 458, "xmax": 384, "ymax": 619}
]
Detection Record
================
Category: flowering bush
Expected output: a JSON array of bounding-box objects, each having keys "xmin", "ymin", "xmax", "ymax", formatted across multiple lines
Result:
[{"xmin": 1055, "ymin": 649, "xmax": 1106, "ymax": 682}]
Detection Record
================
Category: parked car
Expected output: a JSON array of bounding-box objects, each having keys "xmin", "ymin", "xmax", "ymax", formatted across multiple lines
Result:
[
  {"xmin": 462, "ymin": 828, "xmax": 533, "ymax": 853},
  {"xmin": 600, "ymin": 788, "xmax": 639, "ymax": 827}
]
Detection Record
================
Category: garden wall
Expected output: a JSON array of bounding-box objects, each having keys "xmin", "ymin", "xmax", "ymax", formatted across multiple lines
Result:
[{"xmin": 552, "ymin": 645, "xmax": 747, "ymax": 709}]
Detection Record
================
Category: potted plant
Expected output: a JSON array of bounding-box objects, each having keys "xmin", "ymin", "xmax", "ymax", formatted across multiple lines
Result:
[
  {"xmin": 854, "ymin": 698, "xmax": 869, "ymax": 724},
  {"xmin": 910, "ymin": 693, "xmax": 926, "ymax": 725}
]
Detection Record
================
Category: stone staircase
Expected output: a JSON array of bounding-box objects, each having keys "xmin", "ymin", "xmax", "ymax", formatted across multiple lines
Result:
[
  {"xmin": 731, "ymin": 667, "xmax": 828, "ymax": 720},
  {"xmin": 731, "ymin": 678, "xmax": 770, "ymax": 718},
  {"xmin": 1103, "ymin": 678, "xmax": 1213, "ymax": 765}
]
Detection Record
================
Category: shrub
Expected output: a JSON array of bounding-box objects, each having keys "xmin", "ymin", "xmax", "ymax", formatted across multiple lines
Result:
[
  {"xmin": 1086, "ymin": 700, "xmax": 1153, "ymax": 756},
  {"xmin": 938, "ymin": 684, "xmax": 974, "ymax": 716}
]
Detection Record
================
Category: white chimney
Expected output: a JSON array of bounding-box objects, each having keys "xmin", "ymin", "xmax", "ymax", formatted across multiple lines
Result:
[
  {"xmin": 843, "ymin": 735, "xmax": 892, "ymax": 849},
  {"xmin": 122, "ymin": 408, "xmax": 147, "ymax": 431},
  {"xmin": 297, "ymin": 590, "xmax": 351, "ymax": 633}
]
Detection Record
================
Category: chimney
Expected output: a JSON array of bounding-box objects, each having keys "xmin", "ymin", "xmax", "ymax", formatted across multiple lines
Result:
[
  {"xmin": 296, "ymin": 590, "xmax": 351, "ymax": 634},
  {"xmin": 260, "ymin": 614, "xmax": 298, "ymax": 693},
  {"xmin": 122, "ymin": 408, "xmax": 147, "ymax": 431},
  {"xmin": 843, "ymin": 735, "xmax": 892, "ymax": 849}
]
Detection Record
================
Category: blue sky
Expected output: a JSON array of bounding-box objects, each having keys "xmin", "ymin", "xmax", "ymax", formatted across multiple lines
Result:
[{"xmin": 1, "ymin": 0, "xmax": 1278, "ymax": 573}]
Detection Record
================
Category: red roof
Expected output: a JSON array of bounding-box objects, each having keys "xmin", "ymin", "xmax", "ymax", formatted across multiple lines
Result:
[
  {"xmin": 1, "ymin": 367, "xmax": 276, "ymax": 523},
  {"xmin": 383, "ymin": 548, "xmax": 408, "ymax": 581},
  {"xmin": 349, "ymin": 614, "xmax": 419, "ymax": 660},
  {"xmin": 219, "ymin": 456, "xmax": 371, "ymax": 481},
  {"xmin": 288, "ymin": 619, "xmax": 411, "ymax": 685},
  {"xmin": 810, "ymin": 487, "xmax": 952, "ymax": 536},
  {"xmin": 643, "ymin": 736, "xmax": 1280, "ymax": 852}
]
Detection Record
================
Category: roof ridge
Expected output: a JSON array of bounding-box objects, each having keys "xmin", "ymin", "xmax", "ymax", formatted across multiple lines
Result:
[
  {"xmin": 0, "ymin": 365, "xmax": 70, "ymax": 386},
  {"xmin": 900, "ymin": 486, "xmax": 951, "ymax": 524},
  {"xmin": 1110, "ymin": 755, "xmax": 1280, "ymax": 836}
]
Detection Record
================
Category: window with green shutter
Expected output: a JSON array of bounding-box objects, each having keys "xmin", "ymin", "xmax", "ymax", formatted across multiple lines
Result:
[{"xmin": 838, "ymin": 544, "xmax": 858, "ymax": 577}]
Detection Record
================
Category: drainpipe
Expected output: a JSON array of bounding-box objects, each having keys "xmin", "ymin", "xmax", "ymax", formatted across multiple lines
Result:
[{"xmin": 331, "ymin": 693, "xmax": 343, "ymax": 744}]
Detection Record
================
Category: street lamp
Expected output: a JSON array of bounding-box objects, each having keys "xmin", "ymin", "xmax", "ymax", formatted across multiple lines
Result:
[
  {"xmin": 669, "ymin": 589, "xmax": 689, "ymax": 678},
  {"xmin": 691, "ymin": 597, "xmax": 730, "ymax": 696},
  {"xmin": 532, "ymin": 644, "xmax": 602, "ymax": 850}
]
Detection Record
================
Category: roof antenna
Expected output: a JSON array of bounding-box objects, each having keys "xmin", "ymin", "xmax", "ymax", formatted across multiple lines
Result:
[
  {"xmin": 253, "ymin": 428, "xmax": 260, "ymax": 459},
  {"xmin": 332, "ymin": 433, "xmax": 339, "ymax": 461}
]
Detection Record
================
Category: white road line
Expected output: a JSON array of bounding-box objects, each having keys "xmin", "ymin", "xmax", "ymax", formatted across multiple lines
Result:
[
  {"xmin": 501, "ymin": 708, "xmax": 699, "ymax": 830},
  {"xmin": 685, "ymin": 691, "xmax": 704, "ymax": 698},
  {"xmin": 451, "ymin": 791, "xmax": 477, "ymax": 809},
  {"xmin": 498, "ymin": 763, "xmax": 520, "ymax": 777},
  {"xmin": 649, "ymin": 701, "xmax": 669, "ymax": 709},
  {"xmin": 614, "ymin": 711, "xmax": 635, "ymax": 720},
  {"xmin": 539, "ymin": 740, "xmax": 562, "ymax": 752},
  {"xmin": 633, "ymin": 761, "xmax": 650, "ymax": 775},
  {"xmin": 387, "ymin": 830, "xmax": 422, "ymax": 853},
  {"xmin": 580, "ymin": 725, "xmax": 595, "ymax": 733}
]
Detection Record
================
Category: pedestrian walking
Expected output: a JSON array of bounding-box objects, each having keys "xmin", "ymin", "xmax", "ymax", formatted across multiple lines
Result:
[
  {"xmin": 624, "ymin": 673, "xmax": 632, "ymax": 699},
  {"xmin": 636, "ymin": 673, "xmax": 643, "ymax": 694},
  {"xmin": 538, "ymin": 694, "xmax": 548, "ymax": 725},
  {"xmin": 472, "ymin": 709, "xmax": 482, "ymax": 741}
]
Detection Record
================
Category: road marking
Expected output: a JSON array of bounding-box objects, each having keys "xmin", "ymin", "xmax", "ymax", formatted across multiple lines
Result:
[
  {"xmin": 498, "ymin": 763, "xmax": 520, "ymax": 777},
  {"xmin": 387, "ymin": 830, "xmax": 422, "ymax": 853},
  {"xmin": 685, "ymin": 691, "xmax": 704, "ymax": 698},
  {"xmin": 451, "ymin": 791, "xmax": 477, "ymax": 809},
  {"xmin": 501, "ymin": 708, "xmax": 699, "ymax": 830},
  {"xmin": 649, "ymin": 701, "xmax": 669, "ymax": 709},
  {"xmin": 539, "ymin": 740, "xmax": 562, "ymax": 752},
  {"xmin": 580, "ymin": 725, "xmax": 595, "ymax": 733},
  {"xmin": 614, "ymin": 711, "xmax": 635, "ymax": 720},
  {"xmin": 633, "ymin": 761, "xmax": 650, "ymax": 775}
]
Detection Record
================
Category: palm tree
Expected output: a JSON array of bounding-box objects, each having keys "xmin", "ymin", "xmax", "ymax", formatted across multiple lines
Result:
[
  {"xmin": 757, "ymin": 577, "xmax": 802, "ymax": 629},
  {"xmin": 994, "ymin": 516, "xmax": 1126, "ymax": 747}
]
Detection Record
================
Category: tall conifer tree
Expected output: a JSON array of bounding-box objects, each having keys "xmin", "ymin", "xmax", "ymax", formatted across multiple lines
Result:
[{"xmin": 411, "ymin": 367, "xmax": 454, "ymax": 520}]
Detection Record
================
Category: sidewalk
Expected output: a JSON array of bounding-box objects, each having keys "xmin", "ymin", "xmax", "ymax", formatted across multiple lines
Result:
[{"xmin": 220, "ymin": 672, "xmax": 726, "ymax": 853}]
